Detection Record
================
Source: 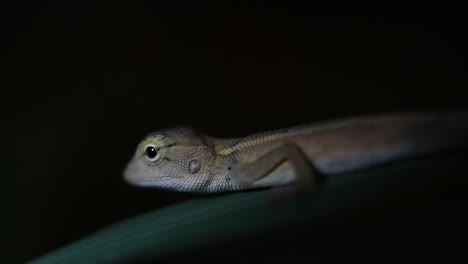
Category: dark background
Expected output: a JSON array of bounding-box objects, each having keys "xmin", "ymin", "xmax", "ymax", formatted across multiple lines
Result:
[{"xmin": 6, "ymin": 1, "xmax": 466, "ymax": 263}]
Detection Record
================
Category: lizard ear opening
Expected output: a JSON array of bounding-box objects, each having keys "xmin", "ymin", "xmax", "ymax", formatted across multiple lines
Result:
[{"xmin": 188, "ymin": 159, "xmax": 201, "ymax": 174}]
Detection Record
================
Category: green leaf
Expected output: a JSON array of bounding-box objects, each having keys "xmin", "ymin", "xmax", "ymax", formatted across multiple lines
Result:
[{"xmin": 29, "ymin": 154, "xmax": 468, "ymax": 264}]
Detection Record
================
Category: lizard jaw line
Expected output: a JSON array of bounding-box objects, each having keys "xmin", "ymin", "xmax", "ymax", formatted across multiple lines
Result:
[{"xmin": 130, "ymin": 176, "xmax": 175, "ymax": 187}]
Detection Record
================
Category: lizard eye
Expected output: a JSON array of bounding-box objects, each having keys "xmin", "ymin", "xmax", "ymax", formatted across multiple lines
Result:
[{"xmin": 144, "ymin": 145, "xmax": 160, "ymax": 162}]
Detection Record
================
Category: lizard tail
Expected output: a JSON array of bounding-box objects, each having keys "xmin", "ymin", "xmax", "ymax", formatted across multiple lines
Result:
[{"xmin": 313, "ymin": 110, "xmax": 468, "ymax": 174}]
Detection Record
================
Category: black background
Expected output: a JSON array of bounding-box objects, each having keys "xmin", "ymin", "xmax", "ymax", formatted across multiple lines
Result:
[{"xmin": 6, "ymin": 1, "xmax": 466, "ymax": 263}]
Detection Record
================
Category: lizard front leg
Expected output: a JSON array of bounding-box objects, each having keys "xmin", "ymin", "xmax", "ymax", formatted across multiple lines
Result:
[{"xmin": 235, "ymin": 143, "xmax": 321, "ymax": 194}]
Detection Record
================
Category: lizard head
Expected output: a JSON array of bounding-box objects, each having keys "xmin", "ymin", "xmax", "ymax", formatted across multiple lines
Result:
[{"xmin": 123, "ymin": 127, "xmax": 231, "ymax": 192}]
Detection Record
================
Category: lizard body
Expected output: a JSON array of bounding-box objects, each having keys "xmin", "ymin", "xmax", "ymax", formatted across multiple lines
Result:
[{"xmin": 123, "ymin": 111, "xmax": 468, "ymax": 193}]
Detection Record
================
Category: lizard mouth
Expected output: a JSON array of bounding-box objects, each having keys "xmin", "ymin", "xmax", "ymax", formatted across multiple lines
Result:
[
  {"xmin": 124, "ymin": 174, "xmax": 172, "ymax": 186},
  {"xmin": 123, "ymin": 160, "xmax": 182, "ymax": 188},
  {"xmin": 130, "ymin": 178, "xmax": 168, "ymax": 187}
]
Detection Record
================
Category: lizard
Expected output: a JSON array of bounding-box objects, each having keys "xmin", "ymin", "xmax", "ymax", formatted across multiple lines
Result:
[{"xmin": 123, "ymin": 111, "xmax": 468, "ymax": 194}]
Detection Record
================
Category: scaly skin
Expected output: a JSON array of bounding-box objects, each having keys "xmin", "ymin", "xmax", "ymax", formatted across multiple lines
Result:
[{"xmin": 123, "ymin": 111, "xmax": 468, "ymax": 193}]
